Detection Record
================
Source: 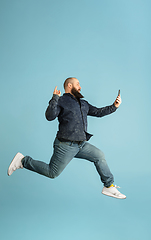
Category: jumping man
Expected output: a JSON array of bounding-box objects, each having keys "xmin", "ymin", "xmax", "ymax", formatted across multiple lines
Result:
[{"xmin": 8, "ymin": 77, "xmax": 126, "ymax": 199}]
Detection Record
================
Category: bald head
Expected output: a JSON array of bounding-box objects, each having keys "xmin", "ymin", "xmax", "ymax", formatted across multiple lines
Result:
[
  {"xmin": 63, "ymin": 77, "xmax": 83, "ymax": 98},
  {"xmin": 63, "ymin": 77, "xmax": 77, "ymax": 90}
]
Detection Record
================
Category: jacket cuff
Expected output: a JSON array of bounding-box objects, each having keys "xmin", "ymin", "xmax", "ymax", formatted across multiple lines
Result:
[
  {"xmin": 48, "ymin": 94, "xmax": 60, "ymax": 104},
  {"xmin": 112, "ymin": 103, "xmax": 118, "ymax": 110},
  {"xmin": 52, "ymin": 94, "xmax": 60, "ymax": 100}
]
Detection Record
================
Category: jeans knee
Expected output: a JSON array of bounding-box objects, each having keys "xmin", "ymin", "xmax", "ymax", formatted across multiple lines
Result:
[
  {"xmin": 50, "ymin": 175, "xmax": 57, "ymax": 179},
  {"xmin": 100, "ymin": 151, "xmax": 105, "ymax": 160},
  {"xmin": 95, "ymin": 150, "xmax": 105, "ymax": 162},
  {"xmin": 49, "ymin": 171, "xmax": 59, "ymax": 179}
]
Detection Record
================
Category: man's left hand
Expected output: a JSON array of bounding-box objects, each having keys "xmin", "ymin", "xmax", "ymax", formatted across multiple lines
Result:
[{"xmin": 114, "ymin": 95, "xmax": 122, "ymax": 108}]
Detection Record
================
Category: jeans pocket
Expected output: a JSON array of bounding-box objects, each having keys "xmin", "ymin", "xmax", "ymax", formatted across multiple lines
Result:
[
  {"xmin": 54, "ymin": 138, "xmax": 73, "ymax": 147},
  {"xmin": 60, "ymin": 141, "xmax": 73, "ymax": 146}
]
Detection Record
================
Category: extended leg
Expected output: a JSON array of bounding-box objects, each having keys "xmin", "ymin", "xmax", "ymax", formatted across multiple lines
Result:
[
  {"xmin": 75, "ymin": 141, "xmax": 114, "ymax": 187},
  {"xmin": 75, "ymin": 141, "xmax": 126, "ymax": 199}
]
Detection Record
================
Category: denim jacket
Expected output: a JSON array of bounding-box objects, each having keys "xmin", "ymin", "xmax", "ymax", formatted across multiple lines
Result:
[{"xmin": 45, "ymin": 93, "xmax": 117, "ymax": 141}]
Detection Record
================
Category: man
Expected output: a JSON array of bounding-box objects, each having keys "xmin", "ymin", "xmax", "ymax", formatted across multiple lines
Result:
[{"xmin": 8, "ymin": 77, "xmax": 126, "ymax": 199}]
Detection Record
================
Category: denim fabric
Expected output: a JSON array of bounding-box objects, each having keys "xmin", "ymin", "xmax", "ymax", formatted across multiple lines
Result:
[
  {"xmin": 22, "ymin": 138, "xmax": 114, "ymax": 187},
  {"xmin": 45, "ymin": 93, "xmax": 117, "ymax": 141}
]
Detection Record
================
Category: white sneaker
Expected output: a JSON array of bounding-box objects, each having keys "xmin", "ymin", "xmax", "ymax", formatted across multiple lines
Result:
[
  {"xmin": 7, "ymin": 152, "xmax": 24, "ymax": 176},
  {"xmin": 102, "ymin": 185, "xmax": 126, "ymax": 199}
]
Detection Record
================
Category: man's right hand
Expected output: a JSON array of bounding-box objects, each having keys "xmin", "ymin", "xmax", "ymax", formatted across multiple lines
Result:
[{"xmin": 53, "ymin": 86, "xmax": 61, "ymax": 96}]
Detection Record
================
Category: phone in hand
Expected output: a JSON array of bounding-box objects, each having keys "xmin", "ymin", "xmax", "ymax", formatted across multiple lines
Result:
[{"xmin": 116, "ymin": 89, "xmax": 120, "ymax": 104}]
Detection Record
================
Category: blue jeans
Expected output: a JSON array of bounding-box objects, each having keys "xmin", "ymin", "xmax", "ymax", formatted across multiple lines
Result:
[{"xmin": 22, "ymin": 138, "xmax": 114, "ymax": 187}]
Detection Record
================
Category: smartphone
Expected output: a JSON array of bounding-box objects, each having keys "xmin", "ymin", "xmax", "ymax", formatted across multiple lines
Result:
[{"xmin": 116, "ymin": 89, "xmax": 120, "ymax": 104}]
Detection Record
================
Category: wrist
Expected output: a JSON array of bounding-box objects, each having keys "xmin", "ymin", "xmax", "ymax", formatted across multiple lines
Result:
[{"xmin": 53, "ymin": 94, "xmax": 60, "ymax": 99}]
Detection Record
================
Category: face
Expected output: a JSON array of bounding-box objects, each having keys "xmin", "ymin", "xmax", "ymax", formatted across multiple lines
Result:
[
  {"xmin": 72, "ymin": 79, "xmax": 81, "ymax": 92},
  {"xmin": 71, "ymin": 78, "xmax": 84, "ymax": 99}
]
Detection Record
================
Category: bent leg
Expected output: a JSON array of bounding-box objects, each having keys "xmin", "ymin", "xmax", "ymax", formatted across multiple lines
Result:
[
  {"xmin": 22, "ymin": 138, "xmax": 79, "ymax": 178},
  {"xmin": 75, "ymin": 142, "xmax": 114, "ymax": 187}
]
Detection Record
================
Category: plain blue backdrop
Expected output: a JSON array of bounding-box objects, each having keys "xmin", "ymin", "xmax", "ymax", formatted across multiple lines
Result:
[{"xmin": 1, "ymin": 0, "xmax": 151, "ymax": 239}]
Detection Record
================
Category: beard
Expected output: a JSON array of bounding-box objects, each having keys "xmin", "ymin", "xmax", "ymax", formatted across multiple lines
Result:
[{"xmin": 71, "ymin": 87, "xmax": 84, "ymax": 99}]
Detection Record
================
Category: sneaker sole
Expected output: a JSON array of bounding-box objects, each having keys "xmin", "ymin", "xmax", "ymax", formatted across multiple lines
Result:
[
  {"xmin": 7, "ymin": 153, "xmax": 24, "ymax": 176},
  {"xmin": 102, "ymin": 191, "xmax": 126, "ymax": 199}
]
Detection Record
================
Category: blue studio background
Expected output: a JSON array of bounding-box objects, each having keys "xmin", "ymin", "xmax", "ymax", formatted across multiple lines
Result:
[{"xmin": 0, "ymin": 0, "xmax": 151, "ymax": 239}]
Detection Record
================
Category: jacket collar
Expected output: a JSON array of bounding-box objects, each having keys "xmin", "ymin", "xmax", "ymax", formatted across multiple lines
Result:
[{"xmin": 63, "ymin": 93, "xmax": 81, "ymax": 102}]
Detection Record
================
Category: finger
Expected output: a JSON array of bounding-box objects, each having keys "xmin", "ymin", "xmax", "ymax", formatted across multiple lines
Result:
[
  {"xmin": 54, "ymin": 86, "xmax": 57, "ymax": 91},
  {"xmin": 116, "ymin": 96, "xmax": 121, "ymax": 101},
  {"xmin": 116, "ymin": 96, "xmax": 120, "ymax": 101}
]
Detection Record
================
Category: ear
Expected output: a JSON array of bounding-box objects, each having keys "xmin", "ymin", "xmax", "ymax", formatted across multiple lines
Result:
[{"xmin": 68, "ymin": 82, "xmax": 72, "ymax": 89}]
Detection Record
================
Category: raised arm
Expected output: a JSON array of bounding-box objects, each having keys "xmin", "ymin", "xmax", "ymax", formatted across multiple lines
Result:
[
  {"xmin": 88, "ymin": 94, "xmax": 122, "ymax": 117},
  {"xmin": 45, "ymin": 86, "xmax": 61, "ymax": 121}
]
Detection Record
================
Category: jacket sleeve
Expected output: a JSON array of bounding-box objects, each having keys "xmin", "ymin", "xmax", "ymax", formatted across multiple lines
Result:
[
  {"xmin": 87, "ymin": 102, "xmax": 117, "ymax": 117},
  {"xmin": 45, "ymin": 94, "xmax": 61, "ymax": 121}
]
